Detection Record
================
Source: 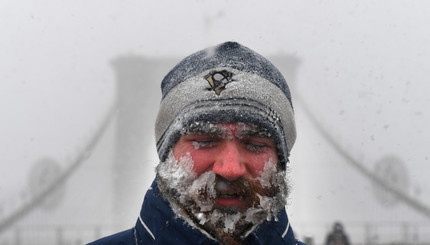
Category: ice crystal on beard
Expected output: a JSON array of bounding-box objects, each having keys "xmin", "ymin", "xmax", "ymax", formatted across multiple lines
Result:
[
  {"xmin": 223, "ymin": 213, "xmax": 241, "ymax": 232},
  {"xmin": 157, "ymin": 152, "xmax": 217, "ymax": 214},
  {"xmin": 256, "ymin": 193, "xmax": 271, "ymax": 210},
  {"xmin": 244, "ymin": 208, "xmax": 262, "ymax": 223},
  {"xmin": 189, "ymin": 171, "xmax": 216, "ymax": 212},
  {"xmin": 209, "ymin": 210, "xmax": 241, "ymax": 233},
  {"xmin": 156, "ymin": 152, "xmax": 197, "ymax": 204},
  {"xmin": 256, "ymin": 158, "xmax": 277, "ymax": 188},
  {"xmin": 256, "ymin": 194, "xmax": 275, "ymax": 221}
]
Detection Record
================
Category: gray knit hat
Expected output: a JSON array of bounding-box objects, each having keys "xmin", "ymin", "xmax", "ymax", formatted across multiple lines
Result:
[{"xmin": 155, "ymin": 41, "xmax": 296, "ymax": 169}]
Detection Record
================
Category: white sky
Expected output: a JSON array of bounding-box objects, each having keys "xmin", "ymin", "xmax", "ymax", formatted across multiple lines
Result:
[{"xmin": 1, "ymin": 0, "xmax": 430, "ymax": 242}]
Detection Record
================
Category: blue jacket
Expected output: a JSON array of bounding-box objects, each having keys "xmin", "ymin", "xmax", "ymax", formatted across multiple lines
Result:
[{"xmin": 88, "ymin": 180, "xmax": 305, "ymax": 245}]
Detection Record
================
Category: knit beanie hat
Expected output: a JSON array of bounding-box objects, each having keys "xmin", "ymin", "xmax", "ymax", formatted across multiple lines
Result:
[{"xmin": 155, "ymin": 41, "xmax": 296, "ymax": 169}]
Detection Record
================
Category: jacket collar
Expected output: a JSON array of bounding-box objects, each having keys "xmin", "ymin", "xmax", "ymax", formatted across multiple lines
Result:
[{"xmin": 135, "ymin": 179, "xmax": 298, "ymax": 245}]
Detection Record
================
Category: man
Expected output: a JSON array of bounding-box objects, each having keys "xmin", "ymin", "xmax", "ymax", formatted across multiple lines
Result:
[
  {"xmin": 325, "ymin": 222, "xmax": 350, "ymax": 245},
  {"xmin": 88, "ymin": 41, "xmax": 305, "ymax": 245}
]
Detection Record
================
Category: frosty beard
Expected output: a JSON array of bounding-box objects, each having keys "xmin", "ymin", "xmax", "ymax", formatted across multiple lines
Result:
[{"xmin": 156, "ymin": 152, "xmax": 289, "ymax": 244}]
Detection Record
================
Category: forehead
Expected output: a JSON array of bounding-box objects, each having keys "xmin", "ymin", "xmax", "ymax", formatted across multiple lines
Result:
[{"xmin": 180, "ymin": 122, "xmax": 272, "ymax": 138}]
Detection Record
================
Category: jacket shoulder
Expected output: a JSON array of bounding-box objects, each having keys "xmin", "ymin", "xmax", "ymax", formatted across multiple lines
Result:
[{"xmin": 86, "ymin": 228, "xmax": 135, "ymax": 245}]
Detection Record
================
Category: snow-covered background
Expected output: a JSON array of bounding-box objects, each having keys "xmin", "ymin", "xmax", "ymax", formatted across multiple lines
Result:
[{"xmin": 1, "ymin": 0, "xmax": 430, "ymax": 244}]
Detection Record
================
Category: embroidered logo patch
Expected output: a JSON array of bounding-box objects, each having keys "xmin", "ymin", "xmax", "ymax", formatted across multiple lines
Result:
[{"xmin": 204, "ymin": 70, "xmax": 233, "ymax": 95}]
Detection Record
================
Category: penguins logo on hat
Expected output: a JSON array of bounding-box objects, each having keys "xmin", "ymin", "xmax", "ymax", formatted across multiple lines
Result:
[{"xmin": 204, "ymin": 70, "xmax": 234, "ymax": 95}]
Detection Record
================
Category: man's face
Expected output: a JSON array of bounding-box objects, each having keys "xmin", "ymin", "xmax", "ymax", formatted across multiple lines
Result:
[
  {"xmin": 156, "ymin": 123, "xmax": 289, "ymax": 243},
  {"xmin": 173, "ymin": 123, "xmax": 278, "ymax": 209}
]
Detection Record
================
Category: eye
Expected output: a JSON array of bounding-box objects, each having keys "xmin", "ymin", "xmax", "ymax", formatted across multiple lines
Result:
[
  {"xmin": 186, "ymin": 135, "xmax": 220, "ymax": 149},
  {"xmin": 244, "ymin": 140, "xmax": 266, "ymax": 152},
  {"xmin": 192, "ymin": 139, "xmax": 216, "ymax": 149},
  {"xmin": 242, "ymin": 136, "xmax": 276, "ymax": 153}
]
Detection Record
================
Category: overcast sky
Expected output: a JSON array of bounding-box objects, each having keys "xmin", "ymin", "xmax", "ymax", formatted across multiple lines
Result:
[{"xmin": 1, "ymin": 0, "xmax": 430, "ymax": 242}]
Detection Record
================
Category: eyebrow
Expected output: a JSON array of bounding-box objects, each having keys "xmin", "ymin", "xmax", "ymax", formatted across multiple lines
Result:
[
  {"xmin": 181, "ymin": 122, "xmax": 273, "ymax": 140},
  {"xmin": 236, "ymin": 127, "xmax": 272, "ymax": 138},
  {"xmin": 181, "ymin": 123, "xmax": 226, "ymax": 136}
]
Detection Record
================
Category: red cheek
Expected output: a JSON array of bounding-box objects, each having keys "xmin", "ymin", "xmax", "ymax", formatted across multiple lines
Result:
[
  {"xmin": 189, "ymin": 151, "xmax": 218, "ymax": 175},
  {"xmin": 246, "ymin": 157, "xmax": 273, "ymax": 177}
]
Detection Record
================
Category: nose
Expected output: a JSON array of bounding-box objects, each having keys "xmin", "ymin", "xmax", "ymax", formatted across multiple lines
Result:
[{"xmin": 212, "ymin": 141, "xmax": 246, "ymax": 181}]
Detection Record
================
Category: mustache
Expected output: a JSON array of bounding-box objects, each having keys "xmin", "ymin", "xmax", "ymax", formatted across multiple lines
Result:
[
  {"xmin": 214, "ymin": 177, "xmax": 249, "ymax": 201},
  {"xmin": 208, "ymin": 176, "xmax": 278, "ymax": 205}
]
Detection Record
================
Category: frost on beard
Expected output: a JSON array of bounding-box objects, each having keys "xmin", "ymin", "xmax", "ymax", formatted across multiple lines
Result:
[
  {"xmin": 189, "ymin": 171, "xmax": 217, "ymax": 212},
  {"xmin": 156, "ymin": 152, "xmax": 195, "ymax": 205},
  {"xmin": 256, "ymin": 158, "xmax": 277, "ymax": 188},
  {"xmin": 157, "ymin": 152, "xmax": 217, "ymax": 216},
  {"xmin": 156, "ymin": 151, "xmax": 289, "ymax": 238}
]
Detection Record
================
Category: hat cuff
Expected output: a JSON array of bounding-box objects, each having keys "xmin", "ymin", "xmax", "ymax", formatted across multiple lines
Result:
[{"xmin": 156, "ymin": 98, "xmax": 291, "ymax": 167}]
